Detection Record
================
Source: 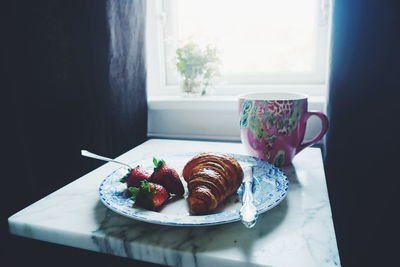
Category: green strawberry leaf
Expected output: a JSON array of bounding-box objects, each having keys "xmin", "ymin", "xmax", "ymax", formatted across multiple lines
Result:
[
  {"xmin": 120, "ymin": 171, "xmax": 130, "ymax": 183},
  {"xmin": 152, "ymin": 157, "xmax": 166, "ymax": 172},
  {"xmin": 128, "ymin": 187, "xmax": 140, "ymax": 199},
  {"xmin": 153, "ymin": 157, "xmax": 158, "ymax": 167},
  {"xmin": 140, "ymin": 180, "xmax": 157, "ymax": 195},
  {"xmin": 133, "ymin": 181, "xmax": 156, "ymax": 210}
]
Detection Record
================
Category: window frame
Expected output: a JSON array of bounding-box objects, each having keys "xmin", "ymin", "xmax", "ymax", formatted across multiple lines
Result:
[{"xmin": 147, "ymin": 0, "xmax": 331, "ymax": 97}]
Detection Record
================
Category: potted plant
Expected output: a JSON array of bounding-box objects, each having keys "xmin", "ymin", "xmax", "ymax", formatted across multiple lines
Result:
[{"xmin": 176, "ymin": 42, "xmax": 220, "ymax": 96}]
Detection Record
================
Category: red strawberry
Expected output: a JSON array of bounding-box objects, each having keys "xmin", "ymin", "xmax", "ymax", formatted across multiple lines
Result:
[
  {"xmin": 150, "ymin": 158, "xmax": 184, "ymax": 197},
  {"xmin": 127, "ymin": 167, "xmax": 151, "ymax": 188},
  {"xmin": 121, "ymin": 166, "xmax": 150, "ymax": 188},
  {"xmin": 129, "ymin": 181, "xmax": 169, "ymax": 210}
]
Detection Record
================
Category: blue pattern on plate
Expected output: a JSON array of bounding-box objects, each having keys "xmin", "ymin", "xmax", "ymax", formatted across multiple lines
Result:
[{"xmin": 99, "ymin": 153, "xmax": 289, "ymax": 226}]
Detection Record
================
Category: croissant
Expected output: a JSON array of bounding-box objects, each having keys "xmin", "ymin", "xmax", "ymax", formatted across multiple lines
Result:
[{"xmin": 182, "ymin": 152, "xmax": 244, "ymax": 215}]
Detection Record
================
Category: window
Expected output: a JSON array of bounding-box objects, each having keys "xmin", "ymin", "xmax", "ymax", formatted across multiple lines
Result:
[{"xmin": 147, "ymin": 0, "xmax": 331, "ymax": 96}]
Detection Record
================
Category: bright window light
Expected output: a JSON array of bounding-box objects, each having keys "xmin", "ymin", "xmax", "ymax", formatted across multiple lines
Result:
[
  {"xmin": 177, "ymin": 0, "xmax": 316, "ymax": 74},
  {"xmin": 149, "ymin": 0, "xmax": 330, "ymax": 94}
]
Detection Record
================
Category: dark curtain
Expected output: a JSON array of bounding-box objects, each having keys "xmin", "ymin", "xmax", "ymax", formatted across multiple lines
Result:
[
  {"xmin": 326, "ymin": 0, "xmax": 399, "ymax": 266},
  {"xmin": 1, "ymin": 0, "xmax": 152, "ymax": 266}
]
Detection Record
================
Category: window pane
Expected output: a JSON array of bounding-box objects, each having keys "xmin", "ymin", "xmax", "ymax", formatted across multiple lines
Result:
[{"xmin": 164, "ymin": 0, "xmax": 323, "ymax": 84}]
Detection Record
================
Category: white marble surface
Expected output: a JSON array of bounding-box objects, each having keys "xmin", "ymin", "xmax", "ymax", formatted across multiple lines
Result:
[{"xmin": 8, "ymin": 139, "xmax": 340, "ymax": 267}]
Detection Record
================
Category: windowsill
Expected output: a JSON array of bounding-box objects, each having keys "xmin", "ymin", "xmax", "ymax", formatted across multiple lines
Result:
[
  {"xmin": 148, "ymin": 94, "xmax": 327, "ymax": 142},
  {"xmin": 148, "ymin": 95, "xmax": 326, "ymax": 108},
  {"xmin": 148, "ymin": 84, "xmax": 327, "ymax": 98}
]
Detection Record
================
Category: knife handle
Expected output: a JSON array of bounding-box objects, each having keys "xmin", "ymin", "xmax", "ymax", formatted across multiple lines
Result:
[{"xmin": 239, "ymin": 180, "xmax": 258, "ymax": 228}]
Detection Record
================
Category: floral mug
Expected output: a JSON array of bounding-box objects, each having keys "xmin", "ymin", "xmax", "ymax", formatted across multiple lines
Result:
[{"xmin": 239, "ymin": 92, "xmax": 329, "ymax": 167}]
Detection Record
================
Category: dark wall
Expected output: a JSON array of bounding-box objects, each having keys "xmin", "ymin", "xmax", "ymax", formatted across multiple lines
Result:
[
  {"xmin": 1, "ymin": 1, "xmax": 149, "ymax": 266},
  {"xmin": 326, "ymin": 0, "xmax": 400, "ymax": 266}
]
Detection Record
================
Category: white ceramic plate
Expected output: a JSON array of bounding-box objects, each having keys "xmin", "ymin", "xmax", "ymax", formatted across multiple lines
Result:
[{"xmin": 99, "ymin": 153, "xmax": 288, "ymax": 226}]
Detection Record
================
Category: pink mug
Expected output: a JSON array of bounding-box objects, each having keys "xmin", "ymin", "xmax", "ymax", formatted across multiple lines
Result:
[{"xmin": 239, "ymin": 92, "xmax": 328, "ymax": 167}]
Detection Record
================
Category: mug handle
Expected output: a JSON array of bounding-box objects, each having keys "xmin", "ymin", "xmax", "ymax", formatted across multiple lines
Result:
[{"xmin": 296, "ymin": 111, "xmax": 329, "ymax": 154}]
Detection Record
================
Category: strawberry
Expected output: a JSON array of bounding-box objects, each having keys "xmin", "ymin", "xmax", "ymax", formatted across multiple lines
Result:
[
  {"xmin": 150, "ymin": 158, "xmax": 184, "ymax": 197},
  {"xmin": 120, "ymin": 166, "xmax": 150, "ymax": 188},
  {"xmin": 128, "ymin": 181, "xmax": 169, "ymax": 210}
]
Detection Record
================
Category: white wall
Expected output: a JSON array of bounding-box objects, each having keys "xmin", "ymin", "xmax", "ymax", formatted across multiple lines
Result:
[{"xmin": 148, "ymin": 96, "xmax": 326, "ymax": 142}]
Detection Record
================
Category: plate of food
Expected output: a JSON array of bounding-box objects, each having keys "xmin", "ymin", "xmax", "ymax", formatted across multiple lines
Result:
[{"xmin": 98, "ymin": 152, "xmax": 289, "ymax": 226}]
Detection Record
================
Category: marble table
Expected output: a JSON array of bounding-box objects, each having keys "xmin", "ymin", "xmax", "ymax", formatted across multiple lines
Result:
[{"xmin": 8, "ymin": 139, "xmax": 340, "ymax": 267}]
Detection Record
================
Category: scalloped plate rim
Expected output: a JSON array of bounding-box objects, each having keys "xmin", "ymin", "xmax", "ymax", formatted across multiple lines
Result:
[{"xmin": 98, "ymin": 153, "xmax": 289, "ymax": 226}]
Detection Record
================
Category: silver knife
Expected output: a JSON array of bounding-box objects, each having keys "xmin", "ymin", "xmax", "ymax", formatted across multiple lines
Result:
[{"xmin": 239, "ymin": 166, "xmax": 258, "ymax": 228}]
